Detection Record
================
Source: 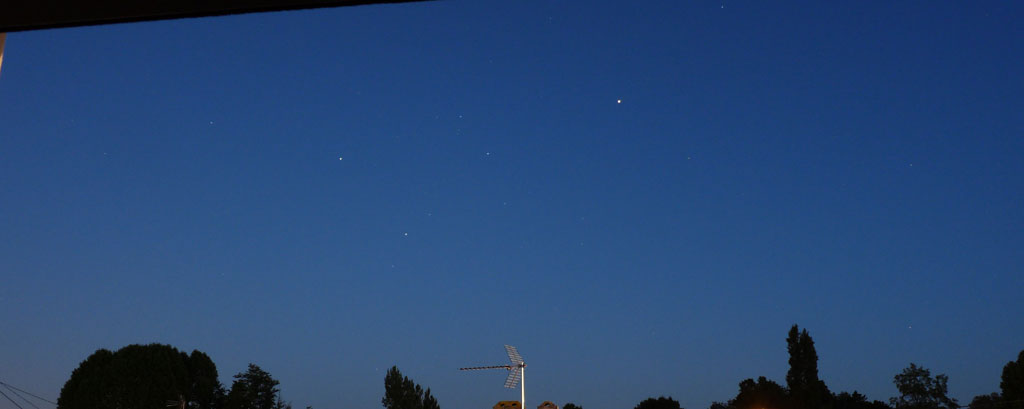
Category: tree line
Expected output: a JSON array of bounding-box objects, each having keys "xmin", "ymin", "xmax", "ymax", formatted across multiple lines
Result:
[
  {"xmin": 57, "ymin": 331, "xmax": 1023, "ymax": 409},
  {"xmin": 616, "ymin": 325, "xmax": 1024, "ymax": 409}
]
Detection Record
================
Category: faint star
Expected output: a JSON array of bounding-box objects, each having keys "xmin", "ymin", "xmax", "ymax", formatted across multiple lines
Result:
[
  {"xmin": 403, "ymin": 232, "xmax": 409, "ymax": 236},
  {"xmin": 486, "ymin": 152, "xmax": 491, "ymax": 156},
  {"xmin": 617, "ymin": 99, "xmax": 622, "ymax": 104},
  {"xmin": 338, "ymin": 157, "xmax": 343, "ymax": 161}
]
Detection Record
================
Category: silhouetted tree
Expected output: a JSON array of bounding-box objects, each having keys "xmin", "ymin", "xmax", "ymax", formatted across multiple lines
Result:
[
  {"xmin": 225, "ymin": 364, "xmax": 291, "ymax": 409},
  {"xmin": 423, "ymin": 389, "xmax": 440, "ymax": 409},
  {"xmin": 967, "ymin": 393, "xmax": 1001, "ymax": 409},
  {"xmin": 1003, "ymin": 351, "xmax": 1024, "ymax": 409},
  {"xmin": 57, "ymin": 344, "xmax": 223, "ymax": 409},
  {"xmin": 731, "ymin": 377, "xmax": 789, "ymax": 409},
  {"xmin": 563, "ymin": 403, "xmax": 582, "ymax": 409},
  {"xmin": 189, "ymin": 350, "xmax": 226, "ymax": 409},
  {"xmin": 707, "ymin": 402, "xmax": 729, "ymax": 409},
  {"xmin": 56, "ymin": 348, "xmax": 116, "ymax": 409},
  {"xmin": 635, "ymin": 396, "xmax": 682, "ymax": 409},
  {"xmin": 787, "ymin": 325, "xmax": 831, "ymax": 409},
  {"xmin": 382, "ymin": 366, "xmax": 439, "ymax": 409},
  {"xmin": 890, "ymin": 363, "xmax": 957, "ymax": 409},
  {"xmin": 834, "ymin": 391, "xmax": 890, "ymax": 409}
]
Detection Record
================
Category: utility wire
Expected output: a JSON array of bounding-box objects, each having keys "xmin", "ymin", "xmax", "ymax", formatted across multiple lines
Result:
[
  {"xmin": 0, "ymin": 388, "xmax": 26, "ymax": 409},
  {"xmin": 0, "ymin": 382, "xmax": 55, "ymax": 406},
  {"xmin": 2, "ymin": 384, "xmax": 42, "ymax": 409}
]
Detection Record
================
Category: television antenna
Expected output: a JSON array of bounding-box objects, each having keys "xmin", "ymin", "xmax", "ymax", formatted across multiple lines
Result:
[
  {"xmin": 166, "ymin": 394, "xmax": 186, "ymax": 409},
  {"xmin": 460, "ymin": 345, "xmax": 527, "ymax": 409}
]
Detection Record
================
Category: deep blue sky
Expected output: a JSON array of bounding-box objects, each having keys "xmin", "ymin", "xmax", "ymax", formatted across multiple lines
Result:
[{"xmin": 1, "ymin": 2, "xmax": 1022, "ymax": 409}]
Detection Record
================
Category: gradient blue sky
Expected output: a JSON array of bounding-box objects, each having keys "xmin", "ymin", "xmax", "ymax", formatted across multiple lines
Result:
[{"xmin": 1, "ymin": 2, "xmax": 1022, "ymax": 409}]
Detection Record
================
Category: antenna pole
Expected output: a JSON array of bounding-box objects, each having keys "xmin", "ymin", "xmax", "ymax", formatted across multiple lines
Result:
[{"xmin": 520, "ymin": 365, "xmax": 525, "ymax": 409}]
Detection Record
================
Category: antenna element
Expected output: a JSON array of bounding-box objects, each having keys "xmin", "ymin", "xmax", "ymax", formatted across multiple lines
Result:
[{"xmin": 460, "ymin": 345, "xmax": 527, "ymax": 409}]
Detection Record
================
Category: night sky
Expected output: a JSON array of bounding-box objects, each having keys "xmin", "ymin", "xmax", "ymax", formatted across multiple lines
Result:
[{"xmin": 1, "ymin": 2, "xmax": 1022, "ymax": 409}]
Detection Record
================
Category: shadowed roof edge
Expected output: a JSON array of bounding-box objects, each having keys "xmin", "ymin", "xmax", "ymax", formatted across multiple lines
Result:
[{"xmin": 0, "ymin": 0, "xmax": 434, "ymax": 33}]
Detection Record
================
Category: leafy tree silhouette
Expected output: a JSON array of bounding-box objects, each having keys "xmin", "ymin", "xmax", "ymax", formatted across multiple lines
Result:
[
  {"xmin": 786, "ymin": 325, "xmax": 832, "ymax": 409},
  {"xmin": 835, "ymin": 391, "xmax": 891, "ymax": 409},
  {"xmin": 225, "ymin": 364, "xmax": 291, "ymax": 409},
  {"xmin": 967, "ymin": 393, "xmax": 1001, "ymax": 409},
  {"xmin": 1002, "ymin": 350, "xmax": 1024, "ymax": 409},
  {"xmin": 890, "ymin": 363, "xmax": 957, "ymax": 409},
  {"xmin": 383, "ymin": 366, "xmax": 439, "ymax": 409},
  {"xmin": 732, "ymin": 377, "xmax": 789, "ymax": 409},
  {"xmin": 635, "ymin": 396, "xmax": 682, "ymax": 409},
  {"xmin": 57, "ymin": 344, "xmax": 223, "ymax": 409}
]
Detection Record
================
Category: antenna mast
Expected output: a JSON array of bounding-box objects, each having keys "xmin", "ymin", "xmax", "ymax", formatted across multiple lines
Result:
[{"xmin": 459, "ymin": 345, "xmax": 527, "ymax": 409}]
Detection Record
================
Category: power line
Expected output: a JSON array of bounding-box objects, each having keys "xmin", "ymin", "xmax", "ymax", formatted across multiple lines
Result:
[
  {"xmin": 2, "ymin": 385, "xmax": 42, "ymax": 409},
  {"xmin": 0, "ymin": 388, "xmax": 26, "ymax": 409},
  {"xmin": 0, "ymin": 381, "xmax": 56, "ymax": 406}
]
